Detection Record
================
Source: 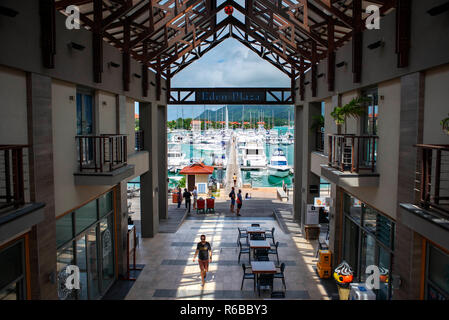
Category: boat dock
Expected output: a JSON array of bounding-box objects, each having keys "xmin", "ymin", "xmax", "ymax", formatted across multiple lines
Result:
[{"xmin": 224, "ymin": 135, "xmax": 243, "ymax": 192}]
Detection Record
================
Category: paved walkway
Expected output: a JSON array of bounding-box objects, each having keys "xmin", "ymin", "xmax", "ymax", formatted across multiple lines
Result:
[{"xmin": 125, "ymin": 215, "xmax": 331, "ymax": 300}]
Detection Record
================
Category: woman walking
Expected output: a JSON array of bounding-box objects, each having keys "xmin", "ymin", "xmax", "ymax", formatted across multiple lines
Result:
[{"xmin": 236, "ymin": 189, "xmax": 243, "ymax": 216}]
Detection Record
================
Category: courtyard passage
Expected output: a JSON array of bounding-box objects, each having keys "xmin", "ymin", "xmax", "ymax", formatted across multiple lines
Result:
[{"xmin": 125, "ymin": 215, "xmax": 331, "ymax": 300}]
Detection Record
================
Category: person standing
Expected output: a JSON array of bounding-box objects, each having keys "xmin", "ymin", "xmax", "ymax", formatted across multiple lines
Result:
[
  {"xmin": 193, "ymin": 235, "xmax": 212, "ymax": 286},
  {"xmin": 233, "ymin": 173, "xmax": 237, "ymax": 187},
  {"xmin": 236, "ymin": 189, "xmax": 243, "ymax": 216},
  {"xmin": 229, "ymin": 187, "xmax": 236, "ymax": 213},
  {"xmin": 183, "ymin": 188, "xmax": 192, "ymax": 213},
  {"xmin": 192, "ymin": 186, "xmax": 198, "ymax": 210},
  {"xmin": 177, "ymin": 187, "xmax": 182, "ymax": 208}
]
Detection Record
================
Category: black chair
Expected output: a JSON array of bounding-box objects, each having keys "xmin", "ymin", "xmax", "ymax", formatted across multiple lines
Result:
[
  {"xmin": 237, "ymin": 227, "xmax": 248, "ymax": 246},
  {"xmin": 251, "ymin": 223, "xmax": 260, "ymax": 227},
  {"xmin": 254, "ymin": 248, "xmax": 269, "ymax": 261},
  {"xmin": 250, "ymin": 233, "xmax": 265, "ymax": 241},
  {"xmin": 265, "ymin": 227, "xmax": 275, "ymax": 244},
  {"xmin": 268, "ymin": 242, "xmax": 280, "ymax": 264},
  {"xmin": 257, "ymin": 274, "xmax": 274, "ymax": 296},
  {"xmin": 274, "ymin": 262, "xmax": 286, "ymax": 290},
  {"xmin": 241, "ymin": 264, "xmax": 256, "ymax": 291},
  {"xmin": 238, "ymin": 240, "xmax": 250, "ymax": 264}
]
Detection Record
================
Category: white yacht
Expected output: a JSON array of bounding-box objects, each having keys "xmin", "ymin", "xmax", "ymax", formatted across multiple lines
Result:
[
  {"xmin": 268, "ymin": 148, "xmax": 291, "ymax": 177},
  {"xmin": 167, "ymin": 145, "xmax": 188, "ymax": 170},
  {"xmin": 240, "ymin": 140, "xmax": 267, "ymax": 169}
]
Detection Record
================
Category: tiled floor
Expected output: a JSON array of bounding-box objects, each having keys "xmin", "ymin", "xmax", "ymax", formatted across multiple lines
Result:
[{"xmin": 125, "ymin": 216, "xmax": 331, "ymax": 300}]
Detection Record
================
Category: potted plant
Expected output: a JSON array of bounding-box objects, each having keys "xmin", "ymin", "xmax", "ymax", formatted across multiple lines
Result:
[
  {"xmin": 310, "ymin": 114, "xmax": 324, "ymax": 133},
  {"xmin": 330, "ymin": 96, "xmax": 370, "ymax": 134},
  {"xmin": 441, "ymin": 114, "xmax": 449, "ymax": 135}
]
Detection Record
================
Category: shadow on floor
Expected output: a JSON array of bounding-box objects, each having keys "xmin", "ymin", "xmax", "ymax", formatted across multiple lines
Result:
[{"xmin": 102, "ymin": 264, "xmax": 145, "ymax": 300}]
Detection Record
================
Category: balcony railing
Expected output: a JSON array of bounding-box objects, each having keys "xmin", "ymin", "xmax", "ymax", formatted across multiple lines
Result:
[
  {"xmin": 0, "ymin": 145, "xmax": 27, "ymax": 210},
  {"xmin": 328, "ymin": 134, "xmax": 378, "ymax": 173},
  {"xmin": 135, "ymin": 130, "xmax": 144, "ymax": 151},
  {"xmin": 416, "ymin": 144, "xmax": 449, "ymax": 215},
  {"xmin": 76, "ymin": 135, "xmax": 127, "ymax": 173}
]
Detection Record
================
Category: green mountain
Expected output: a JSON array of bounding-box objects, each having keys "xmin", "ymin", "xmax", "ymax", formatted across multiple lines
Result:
[{"xmin": 195, "ymin": 105, "xmax": 294, "ymax": 126}]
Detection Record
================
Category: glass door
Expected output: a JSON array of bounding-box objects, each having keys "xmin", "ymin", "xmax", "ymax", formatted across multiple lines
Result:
[
  {"xmin": 100, "ymin": 215, "xmax": 115, "ymax": 291},
  {"xmin": 76, "ymin": 91, "xmax": 94, "ymax": 163},
  {"xmin": 86, "ymin": 226, "xmax": 100, "ymax": 299}
]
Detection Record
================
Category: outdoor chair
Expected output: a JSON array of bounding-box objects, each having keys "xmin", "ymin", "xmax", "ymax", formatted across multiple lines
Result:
[
  {"xmin": 257, "ymin": 274, "xmax": 274, "ymax": 297},
  {"xmin": 238, "ymin": 240, "xmax": 250, "ymax": 264},
  {"xmin": 251, "ymin": 223, "xmax": 260, "ymax": 227},
  {"xmin": 240, "ymin": 264, "xmax": 256, "ymax": 291},
  {"xmin": 236, "ymin": 227, "xmax": 248, "ymax": 246},
  {"xmin": 274, "ymin": 262, "xmax": 286, "ymax": 290},
  {"xmin": 268, "ymin": 242, "xmax": 280, "ymax": 264},
  {"xmin": 265, "ymin": 227, "xmax": 275, "ymax": 244}
]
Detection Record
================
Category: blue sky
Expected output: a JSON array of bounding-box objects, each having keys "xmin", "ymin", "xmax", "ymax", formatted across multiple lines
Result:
[{"xmin": 136, "ymin": 37, "xmax": 291, "ymax": 120}]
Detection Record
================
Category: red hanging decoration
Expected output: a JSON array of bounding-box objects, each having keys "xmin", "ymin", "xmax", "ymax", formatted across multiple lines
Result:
[{"xmin": 224, "ymin": 5, "xmax": 234, "ymax": 15}]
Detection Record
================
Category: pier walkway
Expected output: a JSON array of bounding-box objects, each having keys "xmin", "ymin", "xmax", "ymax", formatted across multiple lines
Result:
[{"xmin": 224, "ymin": 135, "xmax": 242, "ymax": 193}]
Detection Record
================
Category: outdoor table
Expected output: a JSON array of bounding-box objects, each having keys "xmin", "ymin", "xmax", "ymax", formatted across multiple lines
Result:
[
  {"xmin": 246, "ymin": 227, "xmax": 266, "ymax": 240},
  {"xmin": 251, "ymin": 261, "xmax": 277, "ymax": 296},
  {"xmin": 249, "ymin": 240, "xmax": 271, "ymax": 260}
]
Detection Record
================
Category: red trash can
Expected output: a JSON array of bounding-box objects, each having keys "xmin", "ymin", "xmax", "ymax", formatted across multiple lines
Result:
[
  {"xmin": 172, "ymin": 193, "xmax": 178, "ymax": 204},
  {"xmin": 206, "ymin": 198, "xmax": 215, "ymax": 213},
  {"xmin": 197, "ymin": 199, "xmax": 205, "ymax": 214}
]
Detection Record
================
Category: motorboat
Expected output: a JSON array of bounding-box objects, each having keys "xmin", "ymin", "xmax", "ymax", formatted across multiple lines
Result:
[{"xmin": 267, "ymin": 148, "xmax": 291, "ymax": 177}]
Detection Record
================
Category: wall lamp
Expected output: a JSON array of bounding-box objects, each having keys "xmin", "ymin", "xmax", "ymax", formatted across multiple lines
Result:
[
  {"xmin": 108, "ymin": 62, "xmax": 120, "ymax": 68},
  {"xmin": 367, "ymin": 40, "xmax": 385, "ymax": 50},
  {"xmin": 133, "ymin": 73, "xmax": 142, "ymax": 79},
  {"xmin": 336, "ymin": 61, "xmax": 347, "ymax": 68},
  {"xmin": 317, "ymin": 73, "xmax": 325, "ymax": 78},
  {"xmin": 69, "ymin": 42, "xmax": 85, "ymax": 51},
  {"xmin": 427, "ymin": 1, "xmax": 449, "ymax": 16},
  {"xmin": 0, "ymin": 6, "xmax": 19, "ymax": 17},
  {"xmin": 150, "ymin": 81, "xmax": 156, "ymax": 86},
  {"xmin": 304, "ymin": 81, "xmax": 310, "ymax": 85}
]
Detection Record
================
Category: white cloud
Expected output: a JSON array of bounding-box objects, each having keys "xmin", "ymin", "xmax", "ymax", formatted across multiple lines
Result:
[{"xmin": 172, "ymin": 38, "xmax": 290, "ymax": 88}]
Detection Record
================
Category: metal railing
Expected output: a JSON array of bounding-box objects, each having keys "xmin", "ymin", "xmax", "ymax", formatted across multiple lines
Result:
[
  {"xmin": 416, "ymin": 144, "xmax": 449, "ymax": 215},
  {"xmin": 328, "ymin": 134, "xmax": 379, "ymax": 173},
  {"xmin": 76, "ymin": 135, "xmax": 127, "ymax": 173},
  {"xmin": 135, "ymin": 130, "xmax": 144, "ymax": 151},
  {"xmin": 0, "ymin": 145, "xmax": 27, "ymax": 210}
]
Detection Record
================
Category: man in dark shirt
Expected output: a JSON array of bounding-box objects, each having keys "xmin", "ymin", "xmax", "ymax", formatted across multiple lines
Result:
[
  {"xmin": 229, "ymin": 187, "xmax": 236, "ymax": 213},
  {"xmin": 183, "ymin": 188, "xmax": 191, "ymax": 213},
  {"xmin": 193, "ymin": 234, "xmax": 212, "ymax": 286}
]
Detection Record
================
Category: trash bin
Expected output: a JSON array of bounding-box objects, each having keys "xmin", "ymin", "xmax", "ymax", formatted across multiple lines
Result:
[
  {"xmin": 172, "ymin": 193, "xmax": 178, "ymax": 204},
  {"xmin": 197, "ymin": 199, "xmax": 205, "ymax": 214},
  {"xmin": 348, "ymin": 283, "xmax": 376, "ymax": 300},
  {"xmin": 206, "ymin": 198, "xmax": 215, "ymax": 213}
]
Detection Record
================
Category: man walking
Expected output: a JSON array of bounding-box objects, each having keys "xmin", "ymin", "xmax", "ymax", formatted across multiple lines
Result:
[
  {"xmin": 192, "ymin": 186, "xmax": 198, "ymax": 210},
  {"xmin": 193, "ymin": 235, "xmax": 212, "ymax": 286},
  {"xmin": 236, "ymin": 189, "xmax": 243, "ymax": 216},
  {"xmin": 183, "ymin": 188, "xmax": 192, "ymax": 213},
  {"xmin": 229, "ymin": 187, "xmax": 236, "ymax": 213},
  {"xmin": 177, "ymin": 187, "xmax": 182, "ymax": 208}
]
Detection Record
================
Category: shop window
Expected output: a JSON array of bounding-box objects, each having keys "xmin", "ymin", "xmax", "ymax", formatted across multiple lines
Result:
[
  {"xmin": 99, "ymin": 192, "xmax": 113, "ymax": 218},
  {"xmin": 75, "ymin": 200, "xmax": 98, "ymax": 234},
  {"xmin": 344, "ymin": 193, "xmax": 362, "ymax": 223},
  {"xmin": 343, "ymin": 218, "xmax": 359, "ymax": 278},
  {"xmin": 0, "ymin": 240, "xmax": 26, "ymax": 300},
  {"xmin": 426, "ymin": 245, "xmax": 449, "ymax": 300},
  {"xmin": 56, "ymin": 213, "xmax": 73, "ymax": 248},
  {"xmin": 56, "ymin": 244, "xmax": 75, "ymax": 300}
]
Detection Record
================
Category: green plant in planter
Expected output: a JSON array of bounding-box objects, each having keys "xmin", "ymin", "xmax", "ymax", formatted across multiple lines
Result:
[
  {"xmin": 310, "ymin": 114, "xmax": 325, "ymax": 133},
  {"xmin": 441, "ymin": 114, "xmax": 449, "ymax": 135},
  {"xmin": 330, "ymin": 96, "xmax": 371, "ymax": 134}
]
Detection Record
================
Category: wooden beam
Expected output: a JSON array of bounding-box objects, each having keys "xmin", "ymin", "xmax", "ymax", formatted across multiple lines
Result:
[
  {"xmin": 327, "ymin": 17, "xmax": 335, "ymax": 92},
  {"xmin": 142, "ymin": 41, "xmax": 149, "ymax": 97},
  {"xmin": 396, "ymin": 0, "xmax": 411, "ymax": 68},
  {"xmin": 311, "ymin": 40, "xmax": 317, "ymax": 97},
  {"xmin": 39, "ymin": 0, "xmax": 56, "ymax": 69},
  {"xmin": 352, "ymin": 0, "xmax": 362, "ymax": 83},
  {"xmin": 156, "ymin": 56, "xmax": 161, "ymax": 101},
  {"xmin": 299, "ymin": 57, "xmax": 305, "ymax": 101},
  {"xmin": 123, "ymin": 18, "xmax": 131, "ymax": 91},
  {"xmin": 93, "ymin": 0, "xmax": 103, "ymax": 83}
]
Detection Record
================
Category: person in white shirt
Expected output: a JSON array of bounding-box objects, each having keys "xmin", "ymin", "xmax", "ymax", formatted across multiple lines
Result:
[{"xmin": 192, "ymin": 186, "xmax": 198, "ymax": 210}]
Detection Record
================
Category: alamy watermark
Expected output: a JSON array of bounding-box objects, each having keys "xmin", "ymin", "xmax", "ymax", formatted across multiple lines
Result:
[{"xmin": 65, "ymin": 5, "xmax": 80, "ymax": 30}]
